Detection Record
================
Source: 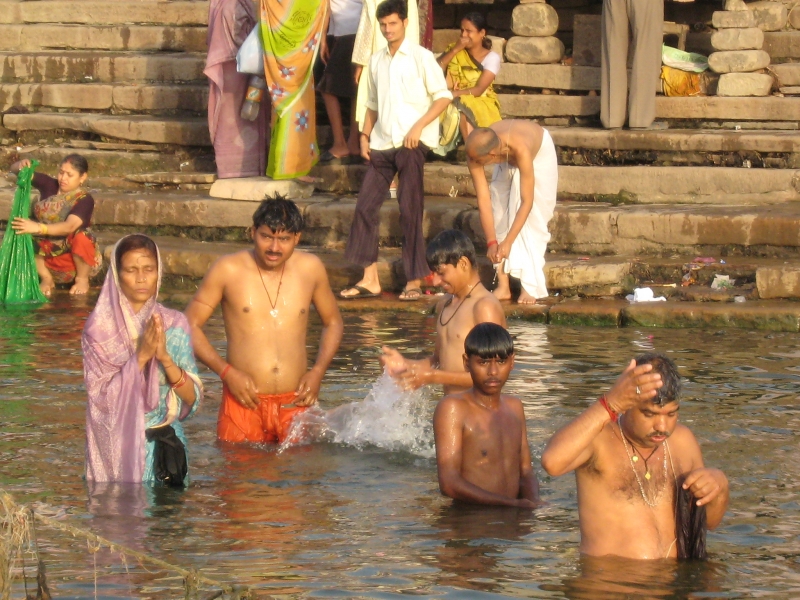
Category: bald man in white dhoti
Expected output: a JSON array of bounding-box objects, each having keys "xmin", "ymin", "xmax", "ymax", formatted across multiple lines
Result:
[{"xmin": 466, "ymin": 120, "xmax": 558, "ymax": 304}]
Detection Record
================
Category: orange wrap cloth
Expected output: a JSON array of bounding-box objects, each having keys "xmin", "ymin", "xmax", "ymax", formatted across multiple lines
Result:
[
  {"xmin": 41, "ymin": 230, "xmax": 101, "ymax": 284},
  {"xmin": 218, "ymin": 385, "xmax": 307, "ymax": 444}
]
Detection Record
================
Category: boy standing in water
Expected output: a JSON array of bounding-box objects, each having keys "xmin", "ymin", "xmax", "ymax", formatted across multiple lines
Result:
[
  {"xmin": 380, "ymin": 230, "xmax": 505, "ymax": 394},
  {"xmin": 434, "ymin": 323, "xmax": 539, "ymax": 508},
  {"xmin": 186, "ymin": 197, "xmax": 343, "ymax": 444}
]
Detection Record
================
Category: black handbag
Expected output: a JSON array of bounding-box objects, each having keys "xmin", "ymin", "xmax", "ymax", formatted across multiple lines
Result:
[{"xmin": 145, "ymin": 425, "xmax": 188, "ymax": 487}]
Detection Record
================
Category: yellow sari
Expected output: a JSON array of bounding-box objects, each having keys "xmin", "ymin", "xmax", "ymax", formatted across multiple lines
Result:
[
  {"xmin": 260, "ymin": 0, "xmax": 327, "ymax": 179},
  {"xmin": 435, "ymin": 46, "xmax": 501, "ymax": 155}
]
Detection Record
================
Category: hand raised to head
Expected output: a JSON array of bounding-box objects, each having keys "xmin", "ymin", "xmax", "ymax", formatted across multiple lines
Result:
[{"xmin": 605, "ymin": 359, "xmax": 663, "ymax": 414}]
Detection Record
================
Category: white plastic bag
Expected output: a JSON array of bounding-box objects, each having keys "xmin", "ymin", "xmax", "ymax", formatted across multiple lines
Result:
[
  {"xmin": 662, "ymin": 44, "xmax": 708, "ymax": 73},
  {"xmin": 236, "ymin": 26, "xmax": 265, "ymax": 76}
]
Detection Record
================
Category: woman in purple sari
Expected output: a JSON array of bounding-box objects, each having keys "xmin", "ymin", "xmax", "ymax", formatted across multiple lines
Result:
[{"xmin": 82, "ymin": 235, "xmax": 203, "ymax": 484}]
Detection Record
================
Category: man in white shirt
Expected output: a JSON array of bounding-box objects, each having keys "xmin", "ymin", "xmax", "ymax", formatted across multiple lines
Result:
[{"xmin": 340, "ymin": 0, "xmax": 451, "ymax": 301}]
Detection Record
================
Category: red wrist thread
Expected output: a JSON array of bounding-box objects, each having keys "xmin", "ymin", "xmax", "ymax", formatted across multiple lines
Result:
[
  {"xmin": 598, "ymin": 396, "xmax": 618, "ymax": 422},
  {"xmin": 220, "ymin": 364, "xmax": 231, "ymax": 381},
  {"xmin": 487, "ymin": 240, "xmax": 498, "ymax": 248}
]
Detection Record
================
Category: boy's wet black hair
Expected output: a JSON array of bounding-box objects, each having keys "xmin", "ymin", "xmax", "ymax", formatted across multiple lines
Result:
[
  {"xmin": 376, "ymin": 0, "xmax": 408, "ymax": 21},
  {"xmin": 115, "ymin": 234, "xmax": 157, "ymax": 273},
  {"xmin": 426, "ymin": 229, "xmax": 477, "ymax": 270},
  {"xmin": 464, "ymin": 323, "xmax": 514, "ymax": 360},
  {"xmin": 252, "ymin": 194, "xmax": 304, "ymax": 233},
  {"xmin": 635, "ymin": 352, "xmax": 681, "ymax": 406}
]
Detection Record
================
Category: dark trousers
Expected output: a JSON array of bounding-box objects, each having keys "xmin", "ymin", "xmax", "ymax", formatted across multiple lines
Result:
[{"xmin": 345, "ymin": 144, "xmax": 429, "ymax": 281}]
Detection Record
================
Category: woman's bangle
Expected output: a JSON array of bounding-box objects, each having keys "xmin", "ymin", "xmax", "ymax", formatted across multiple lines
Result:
[
  {"xmin": 598, "ymin": 395, "xmax": 619, "ymax": 422},
  {"xmin": 39, "ymin": 223, "xmax": 48, "ymax": 235},
  {"xmin": 171, "ymin": 369, "xmax": 187, "ymax": 390},
  {"xmin": 487, "ymin": 239, "xmax": 497, "ymax": 248},
  {"xmin": 220, "ymin": 364, "xmax": 232, "ymax": 381}
]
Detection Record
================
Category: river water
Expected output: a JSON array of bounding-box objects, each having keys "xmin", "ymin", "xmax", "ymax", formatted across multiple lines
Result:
[{"xmin": 0, "ymin": 297, "xmax": 798, "ymax": 598}]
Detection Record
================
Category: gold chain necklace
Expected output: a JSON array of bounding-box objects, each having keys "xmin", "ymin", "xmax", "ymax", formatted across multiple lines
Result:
[
  {"xmin": 618, "ymin": 417, "xmax": 668, "ymax": 508},
  {"xmin": 255, "ymin": 257, "xmax": 285, "ymax": 318}
]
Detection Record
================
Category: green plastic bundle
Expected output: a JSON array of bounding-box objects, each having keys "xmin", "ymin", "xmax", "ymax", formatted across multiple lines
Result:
[{"xmin": 0, "ymin": 161, "xmax": 48, "ymax": 304}]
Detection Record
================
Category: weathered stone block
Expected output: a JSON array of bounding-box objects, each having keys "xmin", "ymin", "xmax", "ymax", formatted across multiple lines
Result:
[
  {"xmin": 790, "ymin": 5, "xmax": 800, "ymax": 30},
  {"xmin": 487, "ymin": 36, "xmax": 507, "ymax": 60},
  {"xmin": 747, "ymin": 1, "xmax": 788, "ymax": 31},
  {"xmin": 572, "ymin": 14, "xmax": 602, "ymax": 67},
  {"xmin": 772, "ymin": 62, "xmax": 800, "ymax": 85},
  {"xmin": 724, "ymin": 0, "xmax": 749, "ymax": 11},
  {"xmin": 717, "ymin": 72, "xmax": 774, "ymax": 96},
  {"xmin": 756, "ymin": 266, "xmax": 800, "ymax": 299},
  {"xmin": 511, "ymin": 3, "xmax": 559, "ymax": 37},
  {"xmin": 495, "ymin": 63, "xmax": 600, "ymax": 90},
  {"xmin": 432, "ymin": 29, "xmax": 460, "ymax": 53},
  {"xmin": 712, "ymin": 9, "xmax": 757, "ymax": 28},
  {"xmin": 505, "ymin": 36, "xmax": 564, "ymax": 64},
  {"xmin": 711, "ymin": 27, "xmax": 764, "ymax": 51},
  {"xmin": 763, "ymin": 31, "xmax": 800, "ymax": 59},
  {"xmin": 519, "ymin": 0, "xmax": 545, "ymax": 4},
  {"xmin": 708, "ymin": 49, "xmax": 771, "ymax": 73},
  {"xmin": 209, "ymin": 177, "xmax": 314, "ymax": 201},
  {"xmin": 19, "ymin": 1, "xmax": 208, "ymax": 26},
  {"xmin": 780, "ymin": 85, "xmax": 800, "ymax": 94}
]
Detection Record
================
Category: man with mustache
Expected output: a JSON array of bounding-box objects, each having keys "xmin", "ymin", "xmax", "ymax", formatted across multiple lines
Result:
[
  {"xmin": 186, "ymin": 197, "xmax": 343, "ymax": 444},
  {"xmin": 433, "ymin": 323, "xmax": 539, "ymax": 508},
  {"xmin": 541, "ymin": 353, "xmax": 729, "ymax": 559}
]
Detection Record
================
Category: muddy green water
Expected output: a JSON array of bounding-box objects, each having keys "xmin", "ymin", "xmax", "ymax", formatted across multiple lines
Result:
[{"xmin": 0, "ymin": 297, "xmax": 798, "ymax": 599}]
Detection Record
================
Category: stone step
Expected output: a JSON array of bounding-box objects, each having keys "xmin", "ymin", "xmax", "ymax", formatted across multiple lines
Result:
[
  {"xmin": 0, "ymin": 82, "xmax": 208, "ymax": 113},
  {"xmin": 499, "ymin": 95, "xmax": 800, "ymax": 124},
  {"xmin": 0, "ymin": 51, "xmax": 207, "ymax": 84},
  {"xmin": 311, "ymin": 162, "xmax": 800, "ymax": 204},
  {"xmin": 0, "ymin": 24, "xmax": 207, "ymax": 52},
  {"xmin": 9, "ymin": 1, "xmax": 208, "ymax": 26},
  {"xmin": 3, "ymin": 111, "xmax": 210, "ymax": 145},
  {"xmin": 5, "ymin": 189, "xmax": 800, "ymax": 258}
]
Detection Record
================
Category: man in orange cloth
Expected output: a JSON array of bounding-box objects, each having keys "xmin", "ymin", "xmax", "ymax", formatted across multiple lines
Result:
[{"xmin": 186, "ymin": 197, "xmax": 343, "ymax": 444}]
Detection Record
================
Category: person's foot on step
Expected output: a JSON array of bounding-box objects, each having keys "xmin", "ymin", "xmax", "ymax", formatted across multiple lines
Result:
[
  {"xmin": 70, "ymin": 276, "xmax": 90, "ymax": 295},
  {"xmin": 492, "ymin": 283, "xmax": 512, "ymax": 301},
  {"xmin": 517, "ymin": 290, "xmax": 537, "ymax": 305},
  {"xmin": 340, "ymin": 281, "xmax": 381, "ymax": 298},
  {"xmin": 40, "ymin": 278, "xmax": 54, "ymax": 297}
]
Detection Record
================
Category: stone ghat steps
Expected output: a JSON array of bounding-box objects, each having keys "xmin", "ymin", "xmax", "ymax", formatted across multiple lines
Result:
[
  {"xmin": 500, "ymin": 95, "xmax": 800, "ymax": 124},
  {"xmin": 88, "ymin": 232, "xmax": 796, "ymax": 302},
  {"xmin": 5, "ymin": 188, "xmax": 800, "ymax": 258},
  {"xmin": 0, "ymin": 1, "xmax": 208, "ymax": 26},
  {"xmin": 0, "ymin": 24, "xmax": 207, "ymax": 53},
  {"xmin": 0, "ymin": 82, "xmax": 208, "ymax": 114},
  {"xmin": 314, "ymin": 162, "xmax": 800, "ymax": 204},
  {"xmin": 0, "ymin": 51, "xmax": 207, "ymax": 84}
]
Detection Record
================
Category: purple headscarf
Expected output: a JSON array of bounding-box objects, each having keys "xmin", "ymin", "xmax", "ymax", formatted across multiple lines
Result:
[{"xmin": 83, "ymin": 236, "xmax": 189, "ymax": 482}]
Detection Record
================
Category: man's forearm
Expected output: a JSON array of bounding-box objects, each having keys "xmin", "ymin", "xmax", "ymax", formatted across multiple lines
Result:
[
  {"xmin": 704, "ymin": 471, "xmax": 730, "ymax": 529},
  {"xmin": 441, "ymin": 474, "xmax": 523, "ymax": 507},
  {"xmin": 541, "ymin": 401, "xmax": 610, "ymax": 476},
  {"xmin": 189, "ymin": 325, "xmax": 228, "ymax": 375},
  {"xmin": 519, "ymin": 472, "xmax": 539, "ymax": 503},
  {"xmin": 311, "ymin": 319, "xmax": 344, "ymax": 374},
  {"xmin": 413, "ymin": 97, "xmax": 452, "ymax": 131},
  {"xmin": 429, "ymin": 369, "xmax": 473, "ymax": 389}
]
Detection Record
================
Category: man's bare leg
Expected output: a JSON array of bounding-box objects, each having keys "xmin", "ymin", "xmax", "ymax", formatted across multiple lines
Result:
[
  {"xmin": 459, "ymin": 113, "xmax": 473, "ymax": 144},
  {"xmin": 70, "ymin": 254, "xmax": 91, "ymax": 295},
  {"xmin": 493, "ymin": 268, "xmax": 512, "ymax": 301},
  {"xmin": 35, "ymin": 255, "xmax": 55, "ymax": 297},
  {"xmin": 340, "ymin": 262, "xmax": 381, "ymax": 297},
  {"xmin": 347, "ymin": 99, "xmax": 360, "ymax": 155},
  {"xmin": 322, "ymin": 92, "xmax": 350, "ymax": 158}
]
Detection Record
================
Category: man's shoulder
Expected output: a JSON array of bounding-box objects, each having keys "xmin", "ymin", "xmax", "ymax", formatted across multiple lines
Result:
[
  {"xmin": 289, "ymin": 249, "xmax": 326, "ymax": 275},
  {"xmin": 434, "ymin": 391, "xmax": 471, "ymax": 418},
  {"xmin": 209, "ymin": 250, "xmax": 253, "ymax": 276}
]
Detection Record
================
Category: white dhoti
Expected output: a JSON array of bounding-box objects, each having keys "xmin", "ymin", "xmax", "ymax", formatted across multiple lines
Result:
[{"xmin": 490, "ymin": 128, "xmax": 558, "ymax": 299}]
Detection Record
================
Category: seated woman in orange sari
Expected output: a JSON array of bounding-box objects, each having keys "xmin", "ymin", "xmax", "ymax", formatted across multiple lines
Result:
[
  {"xmin": 10, "ymin": 154, "xmax": 101, "ymax": 296},
  {"xmin": 435, "ymin": 12, "xmax": 502, "ymax": 155}
]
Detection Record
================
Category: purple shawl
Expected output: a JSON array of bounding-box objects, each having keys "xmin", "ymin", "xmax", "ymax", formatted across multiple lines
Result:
[{"xmin": 83, "ymin": 237, "xmax": 191, "ymax": 483}]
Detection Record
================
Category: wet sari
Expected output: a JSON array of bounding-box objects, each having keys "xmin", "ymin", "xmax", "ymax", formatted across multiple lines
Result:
[
  {"xmin": 260, "ymin": 0, "xmax": 327, "ymax": 179},
  {"xmin": 33, "ymin": 186, "xmax": 102, "ymax": 284},
  {"xmin": 82, "ymin": 236, "xmax": 203, "ymax": 484}
]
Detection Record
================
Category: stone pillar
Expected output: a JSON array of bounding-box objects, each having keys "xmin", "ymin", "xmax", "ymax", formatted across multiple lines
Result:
[
  {"xmin": 709, "ymin": 0, "xmax": 774, "ymax": 96},
  {"xmin": 505, "ymin": 0, "xmax": 565, "ymax": 65}
]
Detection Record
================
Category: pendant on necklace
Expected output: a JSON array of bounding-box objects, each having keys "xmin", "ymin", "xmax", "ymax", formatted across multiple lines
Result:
[
  {"xmin": 632, "ymin": 456, "xmax": 639, "ymax": 462},
  {"xmin": 270, "ymin": 309, "xmax": 278, "ymax": 318},
  {"xmin": 644, "ymin": 471, "xmax": 651, "ymax": 480}
]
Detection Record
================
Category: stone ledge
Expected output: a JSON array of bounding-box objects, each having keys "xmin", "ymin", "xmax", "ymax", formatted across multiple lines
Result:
[
  {"xmin": 18, "ymin": 1, "xmax": 208, "ymax": 26},
  {"xmin": 0, "ymin": 24, "xmax": 208, "ymax": 52}
]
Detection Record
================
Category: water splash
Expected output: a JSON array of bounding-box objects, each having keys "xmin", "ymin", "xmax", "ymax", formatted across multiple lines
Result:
[{"xmin": 279, "ymin": 373, "xmax": 435, "ymax": 458}]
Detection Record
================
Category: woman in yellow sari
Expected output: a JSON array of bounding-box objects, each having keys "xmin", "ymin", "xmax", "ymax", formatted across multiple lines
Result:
[{"xmin": 435, "ymin": 12, "xmax": 502, "ymax": 155}]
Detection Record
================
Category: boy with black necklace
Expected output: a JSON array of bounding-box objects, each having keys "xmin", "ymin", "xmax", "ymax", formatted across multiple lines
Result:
[{"xmin": 381, "ymin": 230, "xmax": 505, "ymax": 394}]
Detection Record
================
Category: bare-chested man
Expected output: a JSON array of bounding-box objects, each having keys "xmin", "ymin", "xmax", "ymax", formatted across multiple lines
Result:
[
  {"xmin": 380, "ymin": 229, "xmax": 505, "ymax": 394},
  {"xmin": 466, "ymin": 120, "xmax": 558, "ymax": 305},
  {"xmin": 185, "ymin": 197, "xmax": 344, "ymax": 444},
  {"xmin": 541, "ymin": 353, "xmax": 729, "ymax": 560},
  {"xmin": 434, "ymin": 323, "xmax": 538, "ymax": 508}
]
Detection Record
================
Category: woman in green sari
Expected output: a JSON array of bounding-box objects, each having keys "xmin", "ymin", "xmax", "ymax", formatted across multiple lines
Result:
[{"xmin": 435, "ymin": 13, "xmax": 502, "ymax": 155}]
